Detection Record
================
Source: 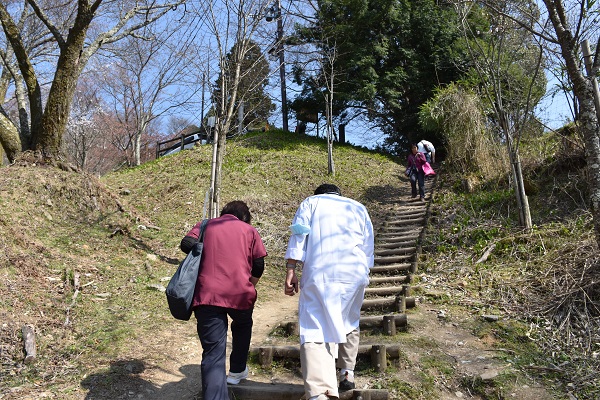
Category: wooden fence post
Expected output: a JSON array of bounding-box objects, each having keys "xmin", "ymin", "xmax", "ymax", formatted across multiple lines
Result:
[
  {"xmin": 370, "ymin": 345, "xmax": 386, "ymax": 373},
  {"xmin": 382, "ymin": 316, "xmax": 396, "ymax": 336}
]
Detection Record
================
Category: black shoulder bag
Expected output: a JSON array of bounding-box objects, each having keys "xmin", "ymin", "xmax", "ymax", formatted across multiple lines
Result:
[{"xmin": 166, "ymin": 219, "xmax": 208, "ymax": 321}]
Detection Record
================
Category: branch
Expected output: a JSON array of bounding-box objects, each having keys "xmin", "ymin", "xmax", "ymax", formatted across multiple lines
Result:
[
  {"xmin": 81, "ymin": 1, "xmax": 184, "ymax": 66},
  {"xmin": 474, "ymin": 0, "xmax": 558, "ymax": 44},
  {"xmin": 25, "ymin": 0, "xmax": 66, "ymax": 49}
]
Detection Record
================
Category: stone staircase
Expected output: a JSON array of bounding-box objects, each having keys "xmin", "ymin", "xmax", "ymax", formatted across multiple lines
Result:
[{"xmin": 230, "ymin": 172, "xmax": 438, "ymax": 400}]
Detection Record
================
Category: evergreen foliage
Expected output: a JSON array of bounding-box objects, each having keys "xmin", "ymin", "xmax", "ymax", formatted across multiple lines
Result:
[
  {"xmin": 291, "ymin": 0, "xmax": 469, "ymax": 154},
  {"xmin": 214, "ymin": 39, "xmax": 275, "ymax": 132}
]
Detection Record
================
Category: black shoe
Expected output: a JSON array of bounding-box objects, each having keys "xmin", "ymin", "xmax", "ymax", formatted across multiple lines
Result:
[{"xmin": 339, "ymin": 378, "xmax": 355, "ymax": 392}]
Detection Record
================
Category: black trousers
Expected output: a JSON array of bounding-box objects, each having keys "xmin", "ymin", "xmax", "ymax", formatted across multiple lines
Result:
[
  {"xmin": 410, "ymin": 170, "xmax": 425, "ymax": 198},
  {"xmin": 194, "ymin": 305, "xmax": 253, "ymax": 400}
]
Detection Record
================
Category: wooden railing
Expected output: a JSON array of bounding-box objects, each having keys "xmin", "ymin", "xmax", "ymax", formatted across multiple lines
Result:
[{"xmin": 155, "ymin": 130, "xmax": 208, "ymax": 159}]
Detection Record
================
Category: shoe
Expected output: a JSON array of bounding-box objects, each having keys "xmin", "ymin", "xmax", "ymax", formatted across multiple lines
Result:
[
  {"xmin": 226, "ymin": 366, "xmax": 248, "ymax": 384},
  {"xmin": 338, "ymin": 371, "xmax": 355, "ymax": 392},
  {"xmin": 339, "ymin": 378, "xmax": 355, "ymax": 391},
  {"xmin": 420, "ymin": 197, "xmax": 425, "ymax": 202}
]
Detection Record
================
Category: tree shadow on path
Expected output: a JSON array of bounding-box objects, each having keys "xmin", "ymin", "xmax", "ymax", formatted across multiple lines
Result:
[{"xmin": 81, "ymin": 360, "xmax": 201, "ymax": 400}]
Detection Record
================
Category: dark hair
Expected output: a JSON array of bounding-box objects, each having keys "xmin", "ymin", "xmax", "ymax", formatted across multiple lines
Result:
[
  {"xmin": 410, "ymin": 143, "xmax": 418, "ymax": 148},
  {"xmin": 314, "ymin": 183, "xmax": 341, "ymax": 196},
  {"xmin": 220, "ymin": 201, "xmax": 252, "ymax": 223}
]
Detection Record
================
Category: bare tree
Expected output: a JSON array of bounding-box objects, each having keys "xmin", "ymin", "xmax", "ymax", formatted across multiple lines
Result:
[
  {"xmin": 97, "ymin": 21, "xmax": 201, "ymax": 166},
  {"xmin": 0, "ymin": 0, "xmax": 184, "ymax": 164},
  {"xmin": 63, "ymin": 77, "xmax": 104, "ymax": 171},
  {"xmin": 470, "ymin": 0, "xmax": 600, "ymax": 244},
  {"xmin": 194, "ymin": 0, "xmax": 273, "ymax": 217},
  {"xmin": 451, "ymin": 0, "xmax": 547, "ymax": 229}
]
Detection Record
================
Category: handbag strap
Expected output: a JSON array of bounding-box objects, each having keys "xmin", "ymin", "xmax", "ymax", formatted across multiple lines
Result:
[{"xmin": 198, "ymin": 219, "xmax": 209, "ymax": 243}]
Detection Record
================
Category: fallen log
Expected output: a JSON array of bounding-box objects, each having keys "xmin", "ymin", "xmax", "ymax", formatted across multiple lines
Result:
[{"xmin": 22, "ymin": 325, "xmax": 36, "ymax": 364}]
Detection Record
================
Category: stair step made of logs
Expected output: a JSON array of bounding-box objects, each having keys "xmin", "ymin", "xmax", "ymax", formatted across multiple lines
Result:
[
  {"xmin": 376, "ymin": 239, "xmax": 417, "ymax": 249},
  {"xmin": 374, "ymin": 254, "xmax": 413, "ymax": 264},
  {"xmin": 252, "ymin": 343, "xmax": 407, "ymax": 369},
  {"xmin": 380, "ymin": 224, "xmax": 423, "ymax": 233},
  {"xmin": 369, "ymin": 275, "xmax": 410, "ymax": 285},
  {"xmin": 383, "ymin": 216, "xmax": 425, "ymax": 226},
  {"xmin": 385, "ymin": 210, "xmax": 426, "ymax": 219},
  {"xmin": 377, "ymin": 229, "xmax": 422, "ymax": 238},
  {"xmin": 229, "ymin": 384, "xmax": 389, "ymax": 400},
  {"xmin": 282, "ymin": 314, "xmax": 408, "ymax": 337},
  {"xmin": 375, "ymin": 247, "xmax": 417, "ymax": 256},
  {"xmin": 361, "ymin": 296, "xmax": 416, "ymax": 311},
  {"xmin": 365, "ymin": 285, "xmax": 408, "ymax": 296},
  {"xmin": 370, "ymin": 263, "xmax": 411, "ymax": 274}
]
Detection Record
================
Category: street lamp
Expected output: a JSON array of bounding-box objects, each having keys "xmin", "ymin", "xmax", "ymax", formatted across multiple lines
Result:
[{"xmin": 265, "ymin": 0, "xmax": 288, "ymax": 132}]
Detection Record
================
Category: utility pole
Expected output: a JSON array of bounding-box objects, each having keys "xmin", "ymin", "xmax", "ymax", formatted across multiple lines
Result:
[
  {"xmin": 201, "ymin": 72, "xmax": 205, "ymax": 132},
  {"xmin": 266, "ymin": 0, "xmax": 288, "ymax": 131},
  {"xmin": 277, "ymin": 0, "xmax": 288, "ymax": 132}
]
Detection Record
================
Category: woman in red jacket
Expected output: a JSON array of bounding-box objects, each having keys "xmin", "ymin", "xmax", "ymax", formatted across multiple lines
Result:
[{"xmin": 180, "ymin": 201, "xmax": 267, "ymax": 400}]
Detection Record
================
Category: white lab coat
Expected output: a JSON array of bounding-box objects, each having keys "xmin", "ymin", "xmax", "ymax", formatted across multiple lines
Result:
[
  {"xmin": 285, "ymin": 194, "xmax": 375, "ymax": 344},
  {"xmin": 417, "ymin": 140, "xmax": 435, "ymax": 155}
]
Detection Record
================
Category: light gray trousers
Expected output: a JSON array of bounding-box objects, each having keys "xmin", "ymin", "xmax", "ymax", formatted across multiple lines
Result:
[{"xmin": 300, "ymin": 328, "xmax": 360, "ymax": 399}]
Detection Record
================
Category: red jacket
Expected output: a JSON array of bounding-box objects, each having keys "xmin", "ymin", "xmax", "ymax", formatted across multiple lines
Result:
[{"xmin": 185, "ymin": 214, "xmax": 267, "ymax": 310}]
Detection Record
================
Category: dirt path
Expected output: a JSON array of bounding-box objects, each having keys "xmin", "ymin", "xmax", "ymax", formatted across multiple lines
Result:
[{"xmin": 98, "ymin": 295, "xmax": 552, "ymax": 400}]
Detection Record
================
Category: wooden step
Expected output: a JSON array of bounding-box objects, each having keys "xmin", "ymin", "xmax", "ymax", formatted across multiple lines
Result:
[
  {"xmin": 380, "ymin": 224, "xmax": 423, "ymax": 233},
  {"xmin": 374, "ymin": 254, "xmax": 413, "ymax": 264},
  {"xmin": 385, "ymin": 211, "xmax": 426, "ymax": 220},
  {"xmin": 376, "ymin": 240, "xmax": 416, "ymax": 249},
  {"xmin": 359, "ymin": 313, "xmax": 408, "ymax": 329},
  {"xmin": 365, "ymin": 285, "xmax": 407, "ymax": 296},
  {"xmin": 375, "ymin": 247, "xmax": 417, "ymax": 256},
  {"xmin": 229, "ymin": 383, "xmax": 389, "ymax": 400},
  {"xmin": 362, "ymin": 296, "xmax": 416, "ymax": 311},
  {"xmin": 251, "ymin": 343, "xmax": 406, "ymax": 360},
  {"xmin": 369, "ymin": 275, "xmax": 410, "ymax": 285},
  {"xmin": 377, "ymin": 228, "xmax": 421, "ymax": 238},
  {"xmin": 282, "ymin": 314, "xmax": 408, "ymax": 336},
  {"xmin": 370, "ymin": 263, "xmax": 411, "ymax": 274}
]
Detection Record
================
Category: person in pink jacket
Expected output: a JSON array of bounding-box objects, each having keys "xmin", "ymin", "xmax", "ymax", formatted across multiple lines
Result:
[{"xmin": 406, "ymin": 143, "xmax": 427, "ymax": 201}]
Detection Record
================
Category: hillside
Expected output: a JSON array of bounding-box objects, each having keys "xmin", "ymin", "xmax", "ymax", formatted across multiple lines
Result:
[
  {"xmin": 0, "ymin": 131, "xmax": 403, "ymax": 398},
  {"xmin": 1, "ymin": 130, "xmax": 598, "ymax": 399}
]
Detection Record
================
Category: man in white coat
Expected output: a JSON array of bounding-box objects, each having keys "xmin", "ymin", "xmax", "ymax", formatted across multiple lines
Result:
[{"xmin": 284, "ymin": 184, "xmax": 375, "ymax": 400}]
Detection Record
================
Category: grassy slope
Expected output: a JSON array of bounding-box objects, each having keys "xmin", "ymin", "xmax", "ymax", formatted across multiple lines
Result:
[
  {"xmin": 1, "ymin": 129, "xmax": 597, "ymax": 399},
  {"xmin": 0, "ymin": 131, "xmax": 403, "ymax": 397},
  {"xmin": 419, "ymin": 132, "xmax": 599, "ymax": 398}
]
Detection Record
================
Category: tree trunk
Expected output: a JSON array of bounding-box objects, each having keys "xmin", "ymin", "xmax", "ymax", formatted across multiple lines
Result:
[
  {"xmin": 0, "ymin": 113, "xmax": 20, "ymax": 162},
  {"xmin": 0, "ymin": 3, "xmax": 43, "ymax": 153},
  {"xmin": 37, "ymin": 29, "xmax": 89, "ymax": 159},
  {"xmin": 543, "ymin": 1, "xmax": 600, "ymax": 247},
  {"xmin": 513, "ymin": 155, "xmax": 532, "ymax": 229}
]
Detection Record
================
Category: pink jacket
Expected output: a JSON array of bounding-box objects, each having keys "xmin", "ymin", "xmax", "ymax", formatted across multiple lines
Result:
[{"xmin": 407, "ymin": 152, "xmax": 426, "ymax": 171}]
